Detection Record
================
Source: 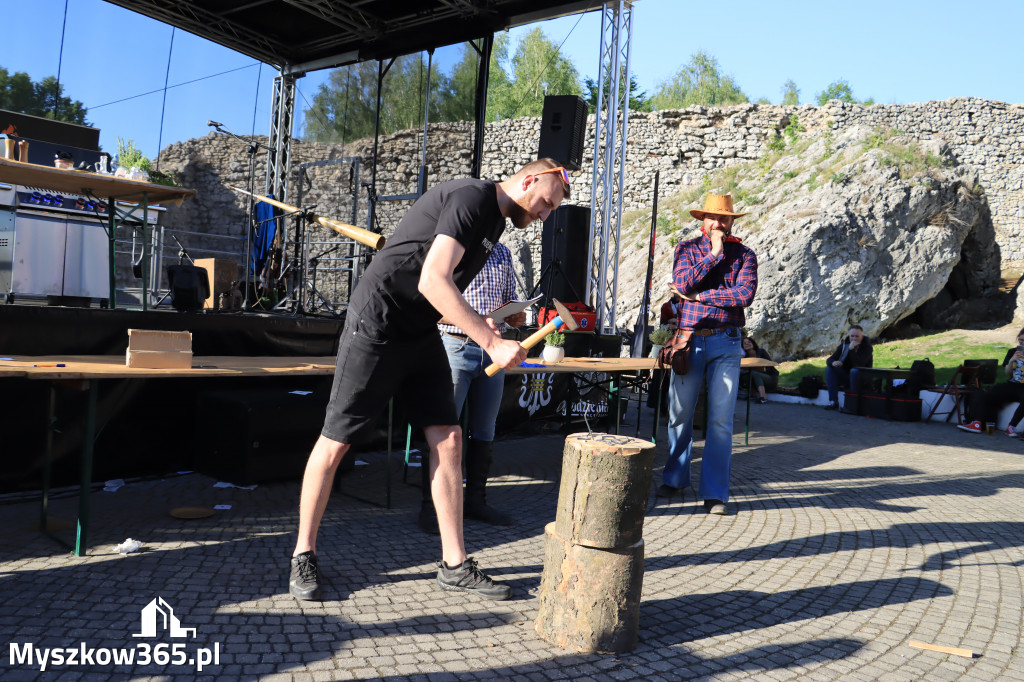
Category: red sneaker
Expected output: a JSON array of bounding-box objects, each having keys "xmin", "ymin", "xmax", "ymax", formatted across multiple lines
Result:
[{"xmin": 957, "ymin": 420, "xmax": 983, "ymax": 433}]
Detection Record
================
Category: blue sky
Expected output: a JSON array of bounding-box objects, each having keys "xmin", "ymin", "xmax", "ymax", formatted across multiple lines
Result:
[{"xmin": 3, "ymin": 0, "xmax": 1023, "ymax": 159}]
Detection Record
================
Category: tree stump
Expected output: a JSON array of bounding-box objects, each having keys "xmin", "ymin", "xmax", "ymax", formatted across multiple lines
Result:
[
  {"xmin": 536, "ymin": 432, "xmax": 656, "ymax": 653},
  {"xmin": 535, "ymin": 523, "xmax": 645, "ymax": 653},
  {"xmin": 553, "ymin": 433, "xmax": 656, "ymax": 548}
]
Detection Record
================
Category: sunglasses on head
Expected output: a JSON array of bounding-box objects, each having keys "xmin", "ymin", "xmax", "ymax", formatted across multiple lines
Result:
[{"xmin": 534, "ymin": 166, "xmax": 571, "ymax": 185}]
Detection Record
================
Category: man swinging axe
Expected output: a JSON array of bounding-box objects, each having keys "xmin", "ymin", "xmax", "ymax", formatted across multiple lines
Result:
[{"xmin": 288, "ymin": 159, "xmax": 571, "ymax": 602}]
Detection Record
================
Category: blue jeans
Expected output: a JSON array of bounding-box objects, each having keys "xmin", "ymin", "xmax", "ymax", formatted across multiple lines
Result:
[
  {"xmin": 442, "ymin": 334, "xmax": 505, "ymax": 442},
  {"xmin": 826, "ymin": 365, "xmax": 862, "ymax": 404},
  {"xmin": 663, "ymin": 328, "xmax": 742, "ymax": 502}
]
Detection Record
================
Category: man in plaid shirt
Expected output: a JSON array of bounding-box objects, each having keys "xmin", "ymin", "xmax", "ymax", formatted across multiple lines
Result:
[
  {"xmin": 657, "ymin": 194, "xmax": 758, "ymax": 516},
  {"xmin": 418, "ymin": 242, "xmax": 525, "ymax": 532}
]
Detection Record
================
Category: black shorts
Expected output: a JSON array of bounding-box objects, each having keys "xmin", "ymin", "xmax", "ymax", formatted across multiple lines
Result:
[{"xmin": 321, "ymin": 316, "xmax": 458, "ymax": 444}]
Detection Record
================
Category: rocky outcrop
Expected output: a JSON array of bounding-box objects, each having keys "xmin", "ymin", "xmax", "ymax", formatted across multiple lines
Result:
[{"xmin": 616, "ymin": 125, "xmax": 998, "ymax": 358}]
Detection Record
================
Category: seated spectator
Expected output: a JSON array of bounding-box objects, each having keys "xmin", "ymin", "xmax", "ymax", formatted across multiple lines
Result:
[
  {"xmin": 824, "ymin": 325, "xmax": 873, "ymax": 411},
  {"xmin": 740, "ymin": 336, "xmax": 778, "ymax": 404},
  {"xmin": 958, "ymin": 328, "xmax": 1024, "ymax": 436}
]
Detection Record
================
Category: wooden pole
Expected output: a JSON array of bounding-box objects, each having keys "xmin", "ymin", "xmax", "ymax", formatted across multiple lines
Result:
[{"xmin": 536, "ymin": 433, "xmax": 656, "ymax": 653}]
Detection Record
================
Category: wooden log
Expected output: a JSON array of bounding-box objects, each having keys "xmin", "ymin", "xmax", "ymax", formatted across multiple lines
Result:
[
  {"xmin": 553, "ymin": 432, "xmax": 656, "ymax": 549},
  {"xmin": 535, "ymin": 523, "xmax": 644, "ymax": 653}
]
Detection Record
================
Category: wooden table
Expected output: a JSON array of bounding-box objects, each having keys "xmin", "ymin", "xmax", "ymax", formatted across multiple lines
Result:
[
  {"xmin": 0, "ymin": 157, "xmax": 196, "ymax": 309},
  {"xmin": 1, "ymin": 355, "xmax": 334, "ymax": 556},
  {"xmin": 2, "ymin": 354, "xmax": 773, "ymax": 555},
  {"xmin": 515, "ymin": 356, "xmax": 779, "ymax": 443}
]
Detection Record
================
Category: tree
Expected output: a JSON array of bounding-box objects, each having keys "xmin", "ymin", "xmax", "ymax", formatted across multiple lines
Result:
[
  {"xmin": 487, "ymin": 28, "xmax": 581, "ymax": 120},
  {"xmin": 0, "ymin": 67, "xmax": 88, "ymax": 125},
  {"xmin": 815, "ymin": 79, "xmax": 874, "ymax": 106},
  {"xmin": 439, "ymin": 43, "xmax": 481, "ymax": 123},
  {"xmin": 303, "ymin": 53, "xmax": 451, "ymax": 142},
  {"xmin": 650, "ymin": 51, "xmax": 747, "ymax": 109},
  {"xmin": 583, "ymin": 72, "xmax": 652, "ymax": 113},
  {"xmin": 781, "ymin": 79, "xmax": 800, "ymax": 106}
]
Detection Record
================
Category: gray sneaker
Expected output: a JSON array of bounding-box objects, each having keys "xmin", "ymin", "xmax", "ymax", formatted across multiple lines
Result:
[
  {"xmin": 436, "ymin": 557, "xmax": 511, "ymax": 600},
  {"xmin": 289, "ymin": 551, "xmax": 322, "ymax": 600}
]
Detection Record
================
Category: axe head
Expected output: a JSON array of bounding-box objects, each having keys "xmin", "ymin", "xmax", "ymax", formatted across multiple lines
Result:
[{"xmin": 552, "ymin": 299, "xmax": 580, "ymax": 331}]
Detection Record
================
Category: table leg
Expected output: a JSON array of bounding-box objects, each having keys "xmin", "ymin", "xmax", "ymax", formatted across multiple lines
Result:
[
  {"xmin": 74, "ymin": 380, "xmax": 98, "ymax": 556},
  {"xmin": 384, "ymin": 398, "xmax": 392, "ymax": 509},
  {"xmin": 745, "ymin": 371, "xmax": 752, "ymax": 446},
  {"xmin": 610, "ymin": 373, "xmax": 620, "ymax": 435},
  {"xmin": 40, "ymin": 384, "xmax": 56, "ymax": 535},
  {"xmin": 141, "ymin": 196, "xmax": 149, "ymax": 311},
  {"xmin": 107, "ymin": 199, "xmax": 117, "ymax": 309},
  {"xmin": 652, "ymin": 371, "xmax": 663, "ymax": 444}
]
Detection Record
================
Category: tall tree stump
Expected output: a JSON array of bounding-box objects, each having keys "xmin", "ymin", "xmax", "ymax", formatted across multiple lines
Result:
[
  {"xmin": 553, "ymin": 433, "xmax": 656, "ymax": 548},
  {"xmin": 536, "ymin": 433, "xmax": 655, "ymax": 653},
  {"xmin": 535, "ymin": 523, "xmax": 645, "ymax": 653}
]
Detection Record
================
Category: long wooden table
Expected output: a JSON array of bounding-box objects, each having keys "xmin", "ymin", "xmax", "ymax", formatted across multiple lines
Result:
[
  {"xmin": 1, "ymin": 355, "xmax": 335, "ymax": 556},
  {"xmin": 0, "ymin": 157, "xmax": 196, "ymax": 309},
  {"xmin": 1, "ymin": 354, "xmax": 775, "ymax": 555}
]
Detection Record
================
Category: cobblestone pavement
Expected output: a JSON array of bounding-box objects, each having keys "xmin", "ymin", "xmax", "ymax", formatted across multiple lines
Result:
[{"xmin": 1, "ymin": 401, "xmax": 1023, "ymax": 681}]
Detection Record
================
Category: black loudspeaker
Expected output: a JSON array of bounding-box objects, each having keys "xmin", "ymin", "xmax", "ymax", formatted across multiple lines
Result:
[
  {"xmin": 537, "ymin": 95, "xmax": 587, "ymax": 171},
  {"xmin": 167, "ymin": 264, "xmax": 211, "ymax": 312},
  {"xmin": 541, "ymin": 205, "xmax": 590, "ymax": 303}
]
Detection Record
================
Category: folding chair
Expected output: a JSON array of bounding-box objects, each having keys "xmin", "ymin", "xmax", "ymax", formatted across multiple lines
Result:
[{"xmin": 925, "ymin": 365, "xmax": 981, "ymax": 424}]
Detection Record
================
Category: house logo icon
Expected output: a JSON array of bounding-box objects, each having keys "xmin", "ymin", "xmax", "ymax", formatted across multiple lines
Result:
[{"xmin": 132, "ymin": 597, "xmax": 197, "ymax": 639}]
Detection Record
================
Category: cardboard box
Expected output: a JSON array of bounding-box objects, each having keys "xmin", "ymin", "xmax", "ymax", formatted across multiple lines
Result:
[
  {"xmin": 126, "ymin": 329, "xmax": 193, "ymax": 369},
  {"xmin": 194, "ymin": 258, "xmax": 238, "ymax": 309}
]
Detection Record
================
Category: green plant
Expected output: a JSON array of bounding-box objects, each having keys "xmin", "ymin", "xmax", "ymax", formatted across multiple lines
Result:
[
  {"xmin": 784, "ymin": 114, "xmax": 805, "ymax": 144},
  {"xmin": 649, "ymin": 327, "xmax": 672, "ymax": 345},
  {"xmin": 146, "ymin": 169, "xmax": 180, "ymax": 187},
  {"xmin": 783, "ymin": 170, "xmax": 799, "ymax": 181},
  {"xmin": 544, "ymin": 331, "xmax": 565, "ymax": 347},
  {"xmin": 116, "ymin": 137, "xmax": 151, "ymax": 172},
  {"xmin": 830, "ymin": 172, "xmax": 847, "ymax": 184},
  {"xmin": 767, "ymin": 133, "xmax": 785, "ymax": 152}
]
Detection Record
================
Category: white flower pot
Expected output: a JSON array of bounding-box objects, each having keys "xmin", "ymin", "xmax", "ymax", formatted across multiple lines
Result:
[
  {"xmin": 649, "ymin": 344, "xmax": 664, "ymax": 359},
  {"xmin": 542, "ymin": 345, "xmax": 565, "ymax": 363}
]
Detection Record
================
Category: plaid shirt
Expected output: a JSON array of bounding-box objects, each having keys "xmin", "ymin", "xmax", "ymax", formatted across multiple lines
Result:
[
  {"xmin": 438, "ymin": 242, "xmax": 517, "ymax": 336},
  {"xmin": 673, "ymin": 234, "xmax": 758, "ymax": 329}
]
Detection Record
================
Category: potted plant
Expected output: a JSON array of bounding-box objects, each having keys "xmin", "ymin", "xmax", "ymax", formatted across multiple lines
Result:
[
  {"xmin": 649, "ymin": 326, "xmax": 673, "ymax": 358},
  {"xmin": 542, "ymin": 330, "xmax": 566, "ymax": 363},
  {"xmin": 114, "ymin": 137, "xmax": 151, "ymax": 181}
]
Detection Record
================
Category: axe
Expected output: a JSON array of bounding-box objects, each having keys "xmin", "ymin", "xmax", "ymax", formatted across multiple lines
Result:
[{"xmin": 484, "ymin": 299, "xmax": 579, "ymax": 377}]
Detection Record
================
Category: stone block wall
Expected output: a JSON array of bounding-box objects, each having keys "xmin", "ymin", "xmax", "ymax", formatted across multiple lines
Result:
[{"xmin": 154, "ymin": 97, "xmax": 1024, "ymax": 308}]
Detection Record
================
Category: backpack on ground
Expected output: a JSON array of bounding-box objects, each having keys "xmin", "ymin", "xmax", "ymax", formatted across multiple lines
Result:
[
  {"xmin": 797, "ymin": 375, "xmax": 825, "ymax": 399},
  {"xmin": 909, "ymin": 357, "xmax": 936, "ymax": 390}
]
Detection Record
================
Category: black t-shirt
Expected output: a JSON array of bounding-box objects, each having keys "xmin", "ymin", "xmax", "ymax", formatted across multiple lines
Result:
[{"xmin": 347, "ymin": 178, "xmax": 506, "ymax": 338}]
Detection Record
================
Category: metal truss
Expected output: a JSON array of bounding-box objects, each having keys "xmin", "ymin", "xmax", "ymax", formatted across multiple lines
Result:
[
  {"xmin": 266, "ymin": 72, "xmax": 296, "ymax": 202},
  {"xmin": 586, "ymin": 0, "xmax": 633, "ymax": 334}
]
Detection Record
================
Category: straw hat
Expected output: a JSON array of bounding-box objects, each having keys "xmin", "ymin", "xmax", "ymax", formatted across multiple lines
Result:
[{"xmin": 690, "ymin": 194, "xmax": 749, "ymax": 220}]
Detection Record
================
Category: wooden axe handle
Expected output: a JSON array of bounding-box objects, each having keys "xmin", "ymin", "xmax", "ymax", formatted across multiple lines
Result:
[
  {"xmin": 483, "ymin": 319, "xmax": 560, "ymax": 377},
  {"xmin": 230, "ymin": 186, "xmax": 385, "ymax": 250},
  {"xmin": 312, "ymin": 214, "xmax": 386, "ymax": 250}
]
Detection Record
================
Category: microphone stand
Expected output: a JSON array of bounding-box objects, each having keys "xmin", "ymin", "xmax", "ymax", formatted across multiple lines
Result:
[{"xmin": 208, "ymin": 121, "xmax": 272, "ymax": 312}]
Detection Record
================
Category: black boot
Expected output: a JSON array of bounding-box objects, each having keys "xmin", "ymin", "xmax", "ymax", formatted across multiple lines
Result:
[
  {"xmin": 417, "ymin": 452, "xmax": 439, "ymax": 535},
  {"xmin": 463, "ymin": 439, "xmax": 513, "ymax": 525}
]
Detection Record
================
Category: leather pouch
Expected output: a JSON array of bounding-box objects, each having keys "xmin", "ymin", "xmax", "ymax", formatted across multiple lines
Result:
[{"xmin": 657, "ymin": 329, "xmax": 694, "ymax": 375}]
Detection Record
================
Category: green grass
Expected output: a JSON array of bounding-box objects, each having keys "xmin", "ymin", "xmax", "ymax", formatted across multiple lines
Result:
[{"xmin": 776, "ymin": 330, "xmax": 1014, "ymax": 388}]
